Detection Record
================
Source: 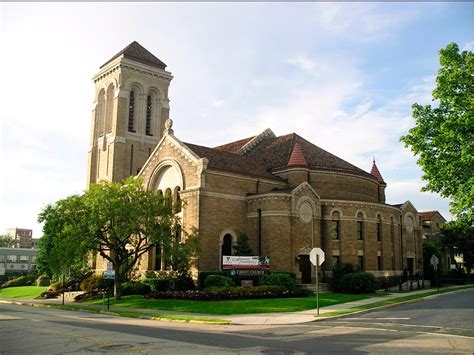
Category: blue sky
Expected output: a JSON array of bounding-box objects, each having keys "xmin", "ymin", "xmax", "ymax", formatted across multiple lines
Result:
[{"xmin": 1, "ymin": 2, "xmax": 473, "ymax": 238}]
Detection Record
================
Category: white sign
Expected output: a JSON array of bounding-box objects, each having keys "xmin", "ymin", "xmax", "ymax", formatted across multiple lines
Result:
[
  {"xmin": 430, "ymin": 255, "xmax": 439, "ymax": 270},
  {"xmin": 310, "ymin": 248, "xmax": 325, "ymax": 266},
  {"xmin": 103, "ymin": 270, "xmax": 115, "ymax": 279},
  {"xmin": 222, "ymin": 256, "xmax": 270, "ymax": 270}
]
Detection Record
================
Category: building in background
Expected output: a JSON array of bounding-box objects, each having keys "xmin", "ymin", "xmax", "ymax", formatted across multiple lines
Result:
[
  {"xmin": 6, "ymin": 228, "xmax": 33, "ymax": 249},
  {"xmin": 0, "ymin": 247, "xmax": 37, "ymax": 274}
]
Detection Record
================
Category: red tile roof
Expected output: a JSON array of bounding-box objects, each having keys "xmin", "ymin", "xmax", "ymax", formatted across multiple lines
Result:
[
  {"xmin": 370, "ymin": 160, "xmax": 385, "ymax": 183},
  {"xmin": 419, "ymin": 211, "xmax": 440, "ymax": 221},
  {"xmin": 287, "ymin": 141, "xmax": 308, "ymax": 168},
  {"xmin": 101, "ymin": 41, "xmax": 167, "ymax": 70},
  {"xmin": 183, "ymin": 131, "xmax": 377, "ymax": 182}
]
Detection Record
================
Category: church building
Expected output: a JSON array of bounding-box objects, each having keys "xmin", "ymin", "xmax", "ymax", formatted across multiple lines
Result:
[{"xmin": 88, "ymin": 42, "xmax": 423, "ymax": 283}]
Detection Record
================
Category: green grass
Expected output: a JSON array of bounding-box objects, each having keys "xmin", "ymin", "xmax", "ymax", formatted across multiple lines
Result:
[
  {"xmin": 0, "ymin": 286, "xmax": 47, "ymax": 299},
  {"xmin": 318, "ymin": 285, "xmax": 474, "ymax": 317},
  {"xmin": 85, "ymin": 293, "xmax": 374, "ymax": 315},
  {"xmin": 45, "ymin": 303, "xmax": 229, "ymax": 324}
]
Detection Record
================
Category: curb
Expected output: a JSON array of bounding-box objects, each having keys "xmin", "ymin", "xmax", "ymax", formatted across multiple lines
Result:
[
  {"xmin": 312, "ymin": 286, "xmax": 474, "ymax": 322},
  {"xmin": 0, "ymin": 299, "xmax": 230, "ymax": 325}
]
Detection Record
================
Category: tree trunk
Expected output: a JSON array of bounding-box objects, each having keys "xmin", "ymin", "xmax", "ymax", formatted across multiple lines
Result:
[{"xmin": 114, "ymin": 272, "xmax": 122, "ymax": 301}]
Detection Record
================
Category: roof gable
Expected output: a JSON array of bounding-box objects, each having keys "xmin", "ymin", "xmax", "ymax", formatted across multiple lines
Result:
[{"xmin": 101, "ymin": 41, "xmax": 167, "ymax": 70}]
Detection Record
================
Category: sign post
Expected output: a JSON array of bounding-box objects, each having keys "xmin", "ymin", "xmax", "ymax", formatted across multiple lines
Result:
[
  {"xmin": 103, "ymin": 270, "xmax": 115, "ymax": 310},
  {"xmin": 309, "ymin": 248, "xmax": 325, "ymax": 316},
  {"xmin": 430, "ymin": 255, "xmax": 439, "ymax": 292}
]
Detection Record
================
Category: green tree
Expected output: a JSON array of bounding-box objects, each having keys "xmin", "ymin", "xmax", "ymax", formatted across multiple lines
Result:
[
  {"xmin": 441, "ymin": 221, "xmax": 474, "ymax": 277},
  {"xmin": 422, "ymin": 240, "xmax": 443, "ymax": 286},
  {"xmin": 400, "ymin": 43, "xmax": 473, "ymax": 223},
  {"xmin": 233, "ymin": 234, "xmax": 253, "ymax": 256},
  {"xmin": 37, "ymin": 195, "xmax": 90, "ymax": 279},
  {"xmin": 0, "ymin": 235, "xmax": 17, "ymax": 248}
]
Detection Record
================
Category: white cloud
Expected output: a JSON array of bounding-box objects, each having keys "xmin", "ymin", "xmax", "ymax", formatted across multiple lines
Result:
[{"xmin": 288, "ymin": 54, "xmax": 316, "ymax": 72}]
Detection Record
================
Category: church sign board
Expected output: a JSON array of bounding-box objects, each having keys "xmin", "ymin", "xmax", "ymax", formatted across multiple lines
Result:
[{"xmin": 222, "ymin": 256, "xmax": 270, "ymax": 270}]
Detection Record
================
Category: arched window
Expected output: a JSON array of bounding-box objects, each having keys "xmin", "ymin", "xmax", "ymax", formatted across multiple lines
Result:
[
  {"xmin": 377, "ymin": 215, "xmax": 382, "ymax": 242},
  {"xmin": 357, "ymin": 212, "xmax": 364, "ymax": 241},
  {"xmin": 105, "ymin": 84, "xmax": 114, "ymax": 133},
  {"xmin": 165, "ymin": 188, "xmax": 172, "ymax": 210},
  {"xmin": 97, "ymin": 89, "xmax": 105, "ymax": 136},
  {"xmin": 157, "ymin": 189, "xmax": 163, "ymax": 198},
  {"xmin": 222, "ymin": 234, "xmax": 232, "ymax": 256},
  {"xmin": 128, "ymin": 90, "xmax": 136, "ymax": 132},
  {"xmin": 331, "ymin": 211, "xmax": 340, "ymax": 240},
  {"xmin": 174, "ymin": 186, "xmax": 181, "ymax": 213},
  {"xmin": 146, "ymin": 95, "xmax": 152, "ymax": 136}
]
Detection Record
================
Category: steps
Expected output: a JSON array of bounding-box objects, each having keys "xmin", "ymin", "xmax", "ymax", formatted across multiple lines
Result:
[{"xmin": 299, "ymin": 283, "xmax": 330, "ymax": 293}]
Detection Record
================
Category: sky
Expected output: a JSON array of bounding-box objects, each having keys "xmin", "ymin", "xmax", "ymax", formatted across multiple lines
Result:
[{"xmin": 1, "ymin": 2, "xmax": 473, "ymax": 238}]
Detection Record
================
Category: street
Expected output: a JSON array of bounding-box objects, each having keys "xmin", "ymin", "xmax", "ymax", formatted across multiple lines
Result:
[{"xmin": 1, "ymin": 288, "xmax": 473, "ymax": 354}]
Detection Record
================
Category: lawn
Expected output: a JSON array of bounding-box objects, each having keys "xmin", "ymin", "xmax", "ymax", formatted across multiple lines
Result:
[
  {"xmin": 86, "ymin": 293, "xmax": 373, "ymax": 315},
  {"xmin": 0, "ymin": 286, "xmax": 47, "ymax": 299}
]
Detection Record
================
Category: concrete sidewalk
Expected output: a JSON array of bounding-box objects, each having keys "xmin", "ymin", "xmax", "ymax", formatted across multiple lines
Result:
[{"xmin": 1, "ymin": 286, "xmax": 471, "ymax": 326}]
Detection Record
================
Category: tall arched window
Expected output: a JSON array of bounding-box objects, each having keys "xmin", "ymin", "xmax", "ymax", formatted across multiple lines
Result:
[
  {"xmin": 105, "ymin": 84, "xmax": 114, "ymax": 133},
  {"xmin": 128, "ymin": 90, "xmax": 136, "ymax": 132},
  {"xmin": 146, "ymin": 95, "xmax": 153, "ymax": 136},
  {"xmin": 221, "ymin": 234, "xmax": 233, "ymax": 270},
  {"xmin": 97, "ymin": 90, "xmax": 106, "ymax": 136},
  {"xmin": 174, "ymin": 187, "xmax": 181, "ymax": 213},
  {"xmin": 175, "ymin": 225, "xmax": 182, "ymax": 244},
  {"xmin": 357, "ymin": 213, "xmax": 364, "ymax": 241},
  {"xmin": 332, "ymin": 211, "xmax": 340, "ymax": 240},
  {"xmin": 377, "ymin": 215, "xmax": 383, "ymax": 242},
  {"xmin": 165, "ymin": 188, "xmax": 172, "ymax": 210}
]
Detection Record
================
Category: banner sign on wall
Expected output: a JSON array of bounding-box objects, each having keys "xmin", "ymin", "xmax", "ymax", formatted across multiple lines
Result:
[{"xmin": 222, "ymin": 256, "xmax": 270, "ymax": 270}]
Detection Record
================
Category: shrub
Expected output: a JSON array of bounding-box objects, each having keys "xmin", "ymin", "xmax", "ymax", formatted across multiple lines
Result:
[
  {"xmin": 340, "ymin": 272, "xmax": 379, "ymax": 294},
  {"xmin": 36, "ymin": 275, "xmax": 51, "ymax": 287},
  {"xmin": 80, "ymin": 274, "xmax": 108, "ymax": 292},
  {"xmin": 174, "ymin": 275, "xmax": 196, "ymax": 291},
  {"xmin": 121, "ymin": 281, "xmax": 151, "ymax": 296},
  {"xmin": 259, "ymin": 273, "xmax": 296, "ymax": 291},
  {"xmin": 2, "ymin": 276, "xmax": 32, "ymax": 288},
  {"xmin": 145, "ymin": 284, "xmax": 310, "ymax": 301},
  {"xmin": 74, "ymin": 290, "xmax": 104, "ymax": 302},
  {"xmin": 197, "ymin": 271, "xmax": 226, "ymax": 289},
  {"xmin": 203, "ymin": 275, "xmax": 235, "ymax": 289},
  {"xmin": 331, "ymin": 262, "xmax": 358, "ymax": 292},
  {"xmin": 38, "ymin": 291, "xmax": 60, "ymax": 299}
]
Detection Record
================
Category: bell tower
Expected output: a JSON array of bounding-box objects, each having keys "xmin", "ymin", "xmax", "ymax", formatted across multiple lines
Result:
[{"xmin": 87, "ymin": 41, "xmax": 173, "ymax": 186}]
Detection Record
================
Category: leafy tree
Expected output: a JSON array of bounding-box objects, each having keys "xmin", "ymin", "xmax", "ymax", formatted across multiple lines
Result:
[
  {"xmin": 165, "ymin": 231, "xmax": 200, "ymax": 277},
  {"xmin": 233, "ymin": 233, "xmax": 253, "ymax": 256},
  {"xmin": 400, "ymin": 43, "xmax": 473, "ymax": 223},
  {"xmin": 0, "ymin": 235, "xmax": 17, "ymax": 248},
  {"xmin": 37, "ymin": 195, "xmax": 90, "ymax": 279},
  {"xmin": 441, "ymin": 221, "xmax": 474, "ymax": 277},
  {"xmin": 422, "ymin": 240, "xmax": 443, "ymax": 285}
]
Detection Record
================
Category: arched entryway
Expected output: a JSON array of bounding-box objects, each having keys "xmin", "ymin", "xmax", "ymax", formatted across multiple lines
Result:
[{"xmin": 221, "ymin": 234, "xmax": 233, "ymax": 269}]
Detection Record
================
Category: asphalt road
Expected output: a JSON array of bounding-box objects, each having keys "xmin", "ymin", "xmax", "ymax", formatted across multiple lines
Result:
[{"xmin": 1, "ymin": 288, "xmax": 473, "ymax": 354}]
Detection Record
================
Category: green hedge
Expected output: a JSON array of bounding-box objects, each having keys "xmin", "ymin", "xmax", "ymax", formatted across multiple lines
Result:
[
  {"xmin": 204, "ymin": 275, "xmax": 235, "ymax": 289},
  {"xmin": 197, "ymin": 271, "xmax": 227, "ymax": 289},
  {"xmin": 340, "ymin": 272, "xmax": 379, "ymax": 293},
  {"xmin": 259, "ymin": 272, "xmax": 296, "ymax": 291},
  {"xmin": 80, "ymin": 274, "xmax": 108, "ymax": 292},
  {"xmin": 121, "ymin": 281, "xmax": 151, "ymax": 296},
  {"xmin": 3, "ymin": 276, "xmax": 32, "ymax": 288},
  {"xmin": 36, "ymin": 275, "xmax": 51, "ymax": 287}
]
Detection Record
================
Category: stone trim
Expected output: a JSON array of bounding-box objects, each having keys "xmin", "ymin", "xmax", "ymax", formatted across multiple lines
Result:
[
  {"xmin": 238, "ymin": 128, "xmax": 275, "ymax": 155},
  {"xmin": 206, "ymin": 169, "xmax": 286, "ymax": 186},
  {"xmin": 247, "ymin": 193, "xmax": 292, "ymax": 203},
  {"xmin": 322, "ymin": 199, "xmax": 402, "ymax": 213},
  {"xmin": 201, "ymin": 191, "xmax": 247, "ymax": 201}
]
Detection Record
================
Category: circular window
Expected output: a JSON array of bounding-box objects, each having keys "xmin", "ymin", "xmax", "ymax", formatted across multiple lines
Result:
[{"xmin": 299, "ymin": 201, "xmax": 313, "ymax": 223}]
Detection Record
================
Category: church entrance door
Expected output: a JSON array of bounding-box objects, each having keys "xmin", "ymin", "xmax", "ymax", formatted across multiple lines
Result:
[{"xmin": 300, "ymin": 255, "xmax": 312, "ymax": 284}]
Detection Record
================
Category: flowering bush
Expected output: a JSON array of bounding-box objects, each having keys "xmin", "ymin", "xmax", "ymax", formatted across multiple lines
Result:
[{"xmin": 145, "ymin": 285, "xmax": 312, "ymax": 300}]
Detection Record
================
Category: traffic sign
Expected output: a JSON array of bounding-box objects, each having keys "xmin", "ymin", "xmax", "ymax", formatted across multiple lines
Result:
[
  {"xmin": 310, "ymin": 248, "xmax": 325, "ymax": 266},
  {"xmin": 103, "ymin": 270, "xmax": 115, "ymax": 279}
]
